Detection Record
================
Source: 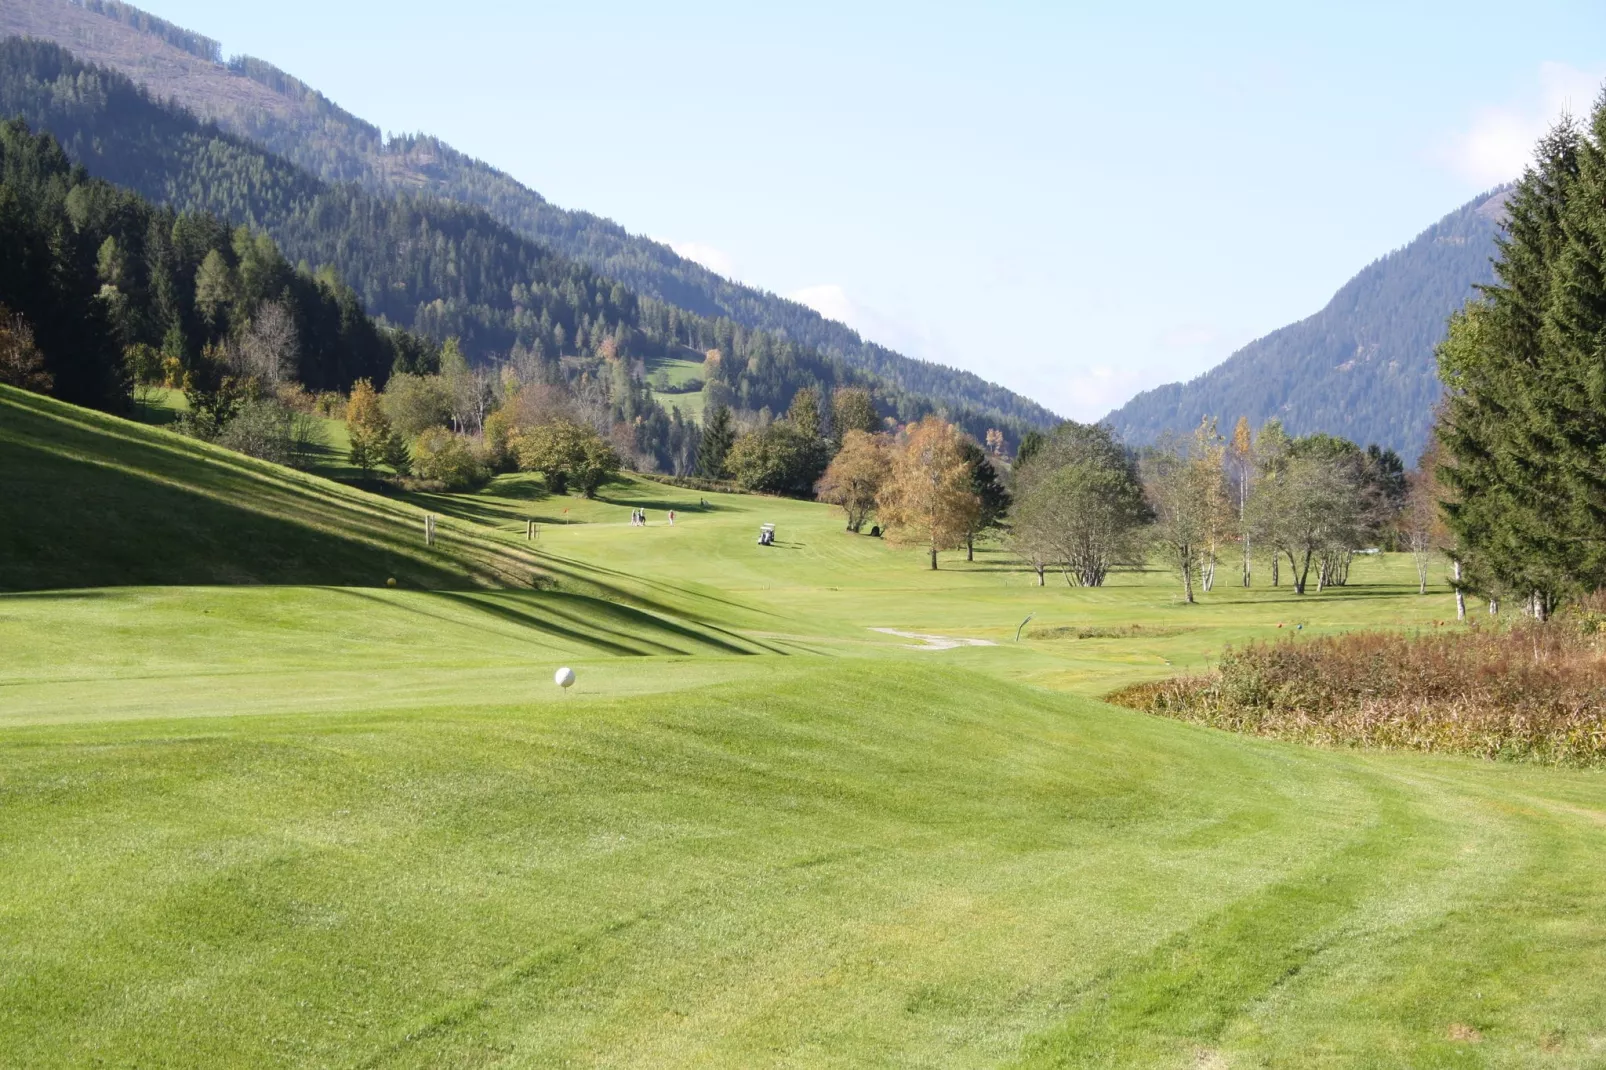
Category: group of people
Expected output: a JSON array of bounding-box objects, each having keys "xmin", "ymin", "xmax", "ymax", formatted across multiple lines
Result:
[{"xmin": 629, "ymin": 509, "xmax": 675, "ymax": 527}]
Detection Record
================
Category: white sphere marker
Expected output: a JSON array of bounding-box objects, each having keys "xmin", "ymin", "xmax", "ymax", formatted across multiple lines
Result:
[{"xmin": 554, "ymin": 667, "xmax": 576, "ymax": 689}]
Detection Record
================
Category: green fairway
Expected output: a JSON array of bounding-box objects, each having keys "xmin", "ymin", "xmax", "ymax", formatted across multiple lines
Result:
[{"xmin": 5, "ymin": 388, "xmax": 1606, "ymax": 1067}]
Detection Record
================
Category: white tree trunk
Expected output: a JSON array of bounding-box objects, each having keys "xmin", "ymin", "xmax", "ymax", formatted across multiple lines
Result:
[{"xmin": 1453, "ymin": 559, "xmax": 1466, "ymax": 621}]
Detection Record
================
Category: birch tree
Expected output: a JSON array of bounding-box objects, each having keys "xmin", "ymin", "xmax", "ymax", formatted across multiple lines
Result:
[
  {"xmin": 1228, "ymin": 416, "xmax": 1256, "ymax": 586},
  {"xmin": 1143, "ymin": 434, "xmax": 1217, "ymax": 604}
]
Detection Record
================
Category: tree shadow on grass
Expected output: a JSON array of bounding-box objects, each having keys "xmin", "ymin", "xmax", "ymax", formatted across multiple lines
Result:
[
  {"xmin": 0, "ymin": 438, "xmax": 470, "ymax": 592},
  {"xmin": 440, "ymin": 590, "xmax": 761, "ymax": 657},
  {"xmin": 531, "ymin": 553, "xmax": 791, "ymax": 655},
  {"xmin": 332, "ymin": 588, "xmax": 696, "ymax": 657}
]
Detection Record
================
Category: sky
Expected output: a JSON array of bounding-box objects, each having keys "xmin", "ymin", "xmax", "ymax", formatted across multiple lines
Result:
[{"xmin": 134, "ymin": 0, "xmax": 1606, "ymax": 421}]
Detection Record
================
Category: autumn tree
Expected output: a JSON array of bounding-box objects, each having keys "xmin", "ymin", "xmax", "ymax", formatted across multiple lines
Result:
[
  {"xmin": 815, "ymin": 430, "xmax": 889, "ymax": 532},
  {"xmin": 876, "ymin": 416, "xmax": 979, "ymax": 570},
  {"xmin": 1227, "ymin": 416, "xmax": 1255, "ymax": 586},
  {"xmin": 0, "ymin": 307, "xmax": 52, "ymax": 394},
  {"xmin": 346, "ymin": 378, "xmax": 407, "ymax": 476}
]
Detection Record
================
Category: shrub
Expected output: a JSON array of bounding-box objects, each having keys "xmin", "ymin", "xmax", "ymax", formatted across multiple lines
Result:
[
  {"xmin": 382, "ymin": 372, "xmax": 453, "ymax": 437},
  {"xmin": 410, "ymin": 427, "xmax": 489, "ymax": 490},
  {"xmin": 214, "ymin": 397, "xmax": 325, "ymax": 469},
  {"xmin": 1109, "ymin": 623, "xmax": 1606, "ymax": 766}
]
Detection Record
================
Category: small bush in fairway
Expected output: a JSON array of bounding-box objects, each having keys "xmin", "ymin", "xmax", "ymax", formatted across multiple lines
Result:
[{"xmin": 1110, "ymin": 621, "xmax": 1606, "ymax": 766}]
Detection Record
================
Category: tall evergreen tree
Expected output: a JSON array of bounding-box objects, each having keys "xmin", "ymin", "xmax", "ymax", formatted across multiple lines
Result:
[
  {"xmin": 958, "ymin": 438, "xmax": 1010, "ymax": 561},
  {"xmin": 1438, "ymin": 116, "xmax": 1587, "ymax": 614},
  {"xmin": 698, "ymin": 403, "xmax": 735, "ymax": 479}
]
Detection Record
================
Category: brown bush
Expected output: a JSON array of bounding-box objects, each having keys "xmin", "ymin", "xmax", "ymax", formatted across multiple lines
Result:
[{"xmin": 1108, "ymin": 623, "xmax": 1606, "ymax": 766}]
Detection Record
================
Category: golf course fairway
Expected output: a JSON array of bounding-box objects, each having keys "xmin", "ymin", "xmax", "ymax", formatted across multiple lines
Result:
[{"xmin": 3, "ymin": 385, "xmax": 1604, "ymax": 1068}]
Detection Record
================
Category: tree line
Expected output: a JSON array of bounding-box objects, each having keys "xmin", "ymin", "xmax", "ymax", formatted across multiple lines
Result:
[
  {"xmin": 0, "ymin": 117, "xmax": 401, "ymax": 417},
  {"xmin": 800, "ymin": 404, "xmax": 1411, "ymax": 597}
]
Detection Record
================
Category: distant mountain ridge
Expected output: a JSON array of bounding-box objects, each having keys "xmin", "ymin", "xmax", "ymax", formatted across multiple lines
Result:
[
  {"xmin": 1104, "ymin": 189, "xmax": 1509, "ymax": 461},
  {"xmin": 0, "ymin": 0, "xmax": 1059, "ymax": 429}
]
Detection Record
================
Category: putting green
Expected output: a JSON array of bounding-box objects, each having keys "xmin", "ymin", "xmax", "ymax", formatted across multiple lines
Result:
[{"xmin": 4, "ymin": 386, "xmax": 1604, "ymax": 1068}]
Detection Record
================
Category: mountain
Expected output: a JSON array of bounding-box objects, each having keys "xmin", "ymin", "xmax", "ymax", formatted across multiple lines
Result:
[
  {"xmin": 1104, "ymin": 189, "xmax": 1508, "ymax": 462},
  {"xmin": 0, "ymin": 37, "xmax": 1053, "ymax": 468},
  {"xmin": 0, "ymin": 0, "xmax": 1058, "ymax": 431}
]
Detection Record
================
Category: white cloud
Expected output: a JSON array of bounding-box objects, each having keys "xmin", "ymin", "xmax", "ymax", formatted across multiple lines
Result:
[
  {"xmin": 665, "ymin": 240, "xmax": 739, "ymax": 280},
  {"xmin": 1054, "ymin": 364, "xmax": 1171, "ymax": 423},
  {"xmin": 787, "ymin": 282, "xmax": 967, "ymax": 372},
  {"xmin": 789, "ymin": 283, "xmax": 858, "ymax": 326},
  {"xmin": 1444, "ymin": 62, "xmax": 1603, "ymax": 186}
]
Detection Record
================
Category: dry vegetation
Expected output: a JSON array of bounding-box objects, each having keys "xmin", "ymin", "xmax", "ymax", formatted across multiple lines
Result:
[{"xmin": 1110, "ymin": 621, "xmax": 1606, "ymax": 766}]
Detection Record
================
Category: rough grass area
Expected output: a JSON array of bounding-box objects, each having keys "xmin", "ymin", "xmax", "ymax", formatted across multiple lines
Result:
[
  {"xmin": 1031, "ymin": 623, "xmax": 1193, "ymax": 641},
  {"xmin": 1110, "ymin": 623, "xmax": 1606, "ymax": 765}
]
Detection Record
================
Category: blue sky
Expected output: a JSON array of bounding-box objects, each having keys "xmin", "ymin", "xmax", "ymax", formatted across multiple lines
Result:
[{"xmin": 138, "ymin": 0, "xmax": 1606, "ymax": 420}]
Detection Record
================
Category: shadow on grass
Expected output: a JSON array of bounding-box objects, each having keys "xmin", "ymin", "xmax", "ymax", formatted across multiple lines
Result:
[
  {"xmin": 531, "ymin": 553, "xmax": 790, "ymax": 655},
  {"xmin": 441, "ymin": 590, "xmax": 760, "ymax": 657},
  {"xmin": 331, "ymin": 588, "xmax": 675, "ymax": 656}
]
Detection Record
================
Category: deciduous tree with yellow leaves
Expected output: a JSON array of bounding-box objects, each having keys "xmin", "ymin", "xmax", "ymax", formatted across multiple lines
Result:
[{"xmin": 876, "ymin": 416, "xmax": 979, "ymax": 570}]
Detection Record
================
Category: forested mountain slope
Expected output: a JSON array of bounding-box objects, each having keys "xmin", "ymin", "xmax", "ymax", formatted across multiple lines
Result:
[
  {"xmin": 0, "ymin": 0, "xmax": 1058, "ymax": 429},
  {"xmin": 1104, "ymin": 190, "xmax": 1507, "ymax": 461},
  {"xmin": 0, "ymin": 39, "xmax": 1043, "ymax": 450}
]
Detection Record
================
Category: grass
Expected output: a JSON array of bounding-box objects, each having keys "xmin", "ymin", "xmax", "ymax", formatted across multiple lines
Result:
[
  {"xmin": 6, "ymin": 386, "xmax": 1606, "ymax": 1067},
  {"xmin": 2, "ymin": 386, "xmax": 541, "ymax": 590}
]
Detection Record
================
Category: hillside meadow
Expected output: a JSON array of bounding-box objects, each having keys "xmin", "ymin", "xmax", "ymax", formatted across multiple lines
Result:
[{"xmin": 4, "ymin": 385, "xmax": 1606, "ymax": 1067}]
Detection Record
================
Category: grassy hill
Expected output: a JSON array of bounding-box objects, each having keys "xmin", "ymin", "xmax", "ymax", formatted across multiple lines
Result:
[
  {"xmin": 0, "ymin": 385, "xmax": 544, "ymax": 591},
  {"xmin": 5, "ymin": 387, "xmax": 1606, "ymax": 1066}
]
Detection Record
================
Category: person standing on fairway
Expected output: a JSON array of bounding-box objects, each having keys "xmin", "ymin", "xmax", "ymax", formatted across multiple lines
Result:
[{"xmin": 668, "ymin": 510, "xmax": 676, "ymax": 526}]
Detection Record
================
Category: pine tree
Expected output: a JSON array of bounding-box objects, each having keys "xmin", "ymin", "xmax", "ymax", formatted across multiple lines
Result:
[
  {"xmin": 958, "ymin": 438, "xmax": 1010, "ymax": 561},
  {"xmin": 1438, "ymin": 117, "xmax": 1585, "ymax": 614},
  {"xmin": 698, "ymin": 403, "xmax": 735, "ymax": 479}
]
